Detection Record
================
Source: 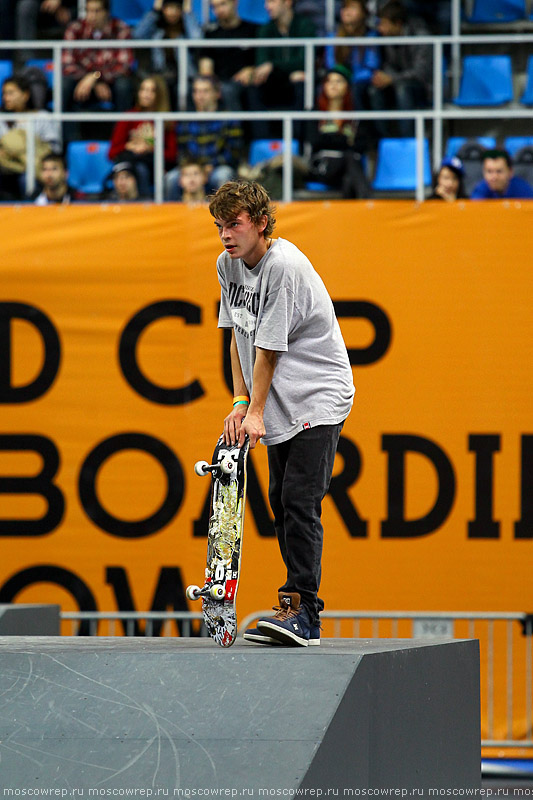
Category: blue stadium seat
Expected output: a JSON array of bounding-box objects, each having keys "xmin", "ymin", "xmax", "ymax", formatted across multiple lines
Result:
[
  {"xmin": 238, "ymin": 0, "xmax": 270, "ymax": 25},
  {"xmin": 248, "ymin": 139, "xmax": 299, "ymax": 166},
  {"xmin": 504, "ymin": 136, "xmax": 533, "ymax": 156},
  {"xmin": 372, "ymin": 138, "xmax": 431, "ymax": 192},
  {"xmin": 453, "ymin": 55, "xmax": 514, "ymax": 106},
  {"xmin": 110, "ymin": 0, "xmax": 152, "ymax": 26},
  {"xmin": 444, "ymin": 136, "xmax": 496, "ymax": 159},
  {"xmin": 464, "ymin": 0, "xmax": 526, "ymax": 22},
  {"xmin": 520, "ymin": 55, "xmax": 533, "ymax": 105},
  {"xmin": 0, "ymin": 59, "xmax": 13, "ymax": 87},
  {"xmin": 67, "ymin": 141, "xmax": 112, "ymax": 195},
  {"xmin": 26, "ymin": 59, "xmax": 54, "ymax": 89}
]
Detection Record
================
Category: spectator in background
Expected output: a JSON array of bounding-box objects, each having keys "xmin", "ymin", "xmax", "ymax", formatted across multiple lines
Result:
[
  {"xmin": 106, "ymin": 161, "xmax": 142, "ymax": 201},
  {"xmin": 164, "ymin": 75, "xmax": 243, "ymax": 199},
  {"xmin": 197, "ymin": 0, "xmax": 257, "ymax": 111},
  {"xmin": 247, "ymin": 0, "xmax": 315, "ymax": 139},
  {"xmin": 62, "ymin": 0, "xmax": 134, "ymax": 139},
  {"xmin": 33, "ymin": 152, "xmax": 75, "ymax": 204},
  {"xmin": 307, "ymin": 65, "xmax": 370, "ymax": 198},
  {"xmin": 0, "ymin": 74, "xmax": 61, "ymax": 199},
  {"xmin": 134, "ymin": 0, "xmax": 201, "ymax": 109},
  {"xmin": 470, "ymin": 149, "xmax": 533, "ymax": 200},
  {"xmin": 368, "ymin": 0, "xmax": 432, "ymax": 138},
  {"xmin": 14, "ymin": 0, "xmax": 77, "ymax": 64},
  {"xmin": 179, "ymin": 158, "xmax": 208, "ymax": 204},
  {"xmin": 429, "ymin": 156, "xmax": 467, "ymax": 201},
  {"xmin": 109, "ymin": 75, "xmax": 176, "ymax": 198},
  {"xmin": 325, "ymin": 0, "xmax": 380, "ymax": 149}
]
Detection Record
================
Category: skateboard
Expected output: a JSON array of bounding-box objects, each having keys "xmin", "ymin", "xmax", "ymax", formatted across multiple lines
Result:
[{"xmin": 186, "ymin": 435, "xmax": 250, "ymax": 647}]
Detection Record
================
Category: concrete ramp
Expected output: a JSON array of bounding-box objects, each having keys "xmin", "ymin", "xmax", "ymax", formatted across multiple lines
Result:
[{"xmin": 0, "ymin": 637, "xmax": 480, "ymax": 791}]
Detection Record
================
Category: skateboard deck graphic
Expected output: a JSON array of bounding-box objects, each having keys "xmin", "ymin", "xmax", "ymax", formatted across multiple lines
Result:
[{"xmin": 187, "ymin": 435, "xmax": 249, "ymax": 647}]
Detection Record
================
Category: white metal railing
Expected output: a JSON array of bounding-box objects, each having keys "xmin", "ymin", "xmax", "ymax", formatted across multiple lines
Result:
[{"xmin": 2, "ymin": 32, "xmax": 533, "ymax": 202}]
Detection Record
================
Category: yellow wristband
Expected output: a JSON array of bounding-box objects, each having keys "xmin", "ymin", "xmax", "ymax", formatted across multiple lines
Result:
[{"xmin": 233, "ymin": 395, "xmax": 250, "ymax": 404}]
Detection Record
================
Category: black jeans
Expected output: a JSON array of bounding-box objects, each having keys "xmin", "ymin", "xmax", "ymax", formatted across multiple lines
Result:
[{"xmin": 267, "ymin": 423, "xmax": 344, "ymax": 625}]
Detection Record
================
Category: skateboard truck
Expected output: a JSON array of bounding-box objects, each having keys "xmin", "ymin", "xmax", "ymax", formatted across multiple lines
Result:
[
  {"xmin": 194, "ymin": 455, "xmax": 236, "ymax": 476},
  {"xmin": 186, "ymin": 583, "xmax": 226, "ymax": 601}
]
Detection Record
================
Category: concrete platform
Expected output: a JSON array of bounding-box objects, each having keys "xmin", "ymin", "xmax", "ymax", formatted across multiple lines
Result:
[{"xmin": 0, "ymin": 637, "xmax": 480, "ymax": 792}]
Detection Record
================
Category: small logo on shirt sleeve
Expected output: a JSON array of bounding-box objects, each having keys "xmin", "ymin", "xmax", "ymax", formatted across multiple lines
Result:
[{"xmin": 302, "ymin": 422, "xmax": 312, "ymax": 430}]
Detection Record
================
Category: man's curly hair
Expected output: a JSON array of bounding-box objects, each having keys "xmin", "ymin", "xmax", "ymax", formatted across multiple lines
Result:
[{"xmin": 208, "ymin": 180, "xmax": 277, "ymax": 238}]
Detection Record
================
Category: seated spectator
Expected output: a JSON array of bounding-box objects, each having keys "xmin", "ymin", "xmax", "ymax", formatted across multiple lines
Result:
[
  {"xmin": 165, "ymin": 75, "xmax": 243, "ymax": 199},
  {"xmin": 134, "ymin": 0, "xmax": 201, "ymax": 109},
  {"xmin": 307, "ymin": 65, "xmax": 370, "ymax": 198},
  {"xmin": 109, "ymin": 75, "xmax": 176, "ymax": 198},
  {"xmin": 429, "ymin": 156, "xmax": 467, "ymax": 201},
  {"xmin": 0, "ymin": 74, "xmax": 61, "ymax": 200},
  {"xmin": 33, "ymin": 153, "xmax": 75, "ymax": 204},
  {"xmin": 368, "ymin": 0, "xmax": 432, "ymax": 138},
  {"xmin": 247, "ymin": 0, "xmax": 315, "ymax": 139},
  {"xmin": 197, "ymin": 0, "xmax": 257, "ymax": 112},
  {"xmin": 470, "ymin": 149, "xmax": 533, "ymax": 200},
  {"xmin": 106, "ymin": 161, "xmax": 142, "ymax": 201},
  {"xmin": 14, "ymin": 0, "xmax": 77, "ymax": 65},
  {"xmin": 179, "ymin": 158, "xmax": 208, "ymax": 204},
  {"xmin": 325, "ymin": 0, "xmax": 381, "ymax": 149},
  {"xmin": 62, "ymin": 0, "xmax": 134, "ymax": 140}
]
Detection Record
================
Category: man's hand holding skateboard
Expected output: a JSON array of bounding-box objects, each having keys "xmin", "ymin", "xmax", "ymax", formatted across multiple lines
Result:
[{"xmin": 226, "ymin": 338, "xmax": 277, "ymax": 450}]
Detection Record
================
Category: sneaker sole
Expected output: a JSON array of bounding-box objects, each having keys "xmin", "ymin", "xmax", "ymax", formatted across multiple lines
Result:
[
  {"xmin": 243, "ymin": 632, "xmax": 282, "ymax": 645},
  {"xmin": 257, "ymin": 620, "xmax": 309, "ymax": 647}
]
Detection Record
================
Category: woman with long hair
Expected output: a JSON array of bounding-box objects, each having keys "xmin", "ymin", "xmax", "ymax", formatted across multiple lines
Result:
[
  {"xmin": 109, "ymin": 74, "xmax": 176, "ymax": 197},
  {"xmin": 308, "ymin": 65, "xmax": 370, "ymax": 198}
]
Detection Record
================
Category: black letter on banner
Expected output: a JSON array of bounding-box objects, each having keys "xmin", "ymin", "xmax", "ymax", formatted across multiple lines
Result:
[
  {"xmin": 79, "ymin": 433, "xmax": 184, "ymax": 538},
  {"xmin": 193, "ymin": 453, "xmax": 274, "ymax": 537},
  {"xmin": 333, "ymin": 301, "xmax": 392, "ymax": 366},
  {"xmin": 106, "ymin": 566, "xmax": 201, "ymax": 636},
  {"xmin": 0, "ymin": 434, "xmax": 65, "ymax": 535},
  {"xmin": 515, "ymin": 435, "xmax": 533, "ymax": 539},
  {"xmin": 468, "ymin": 434, "xmax": 501, "ymax": 539},
  {"xmin": 0, "ymin": 302, "xmax": 60, "ymax": 403},
  {"xmin": 381, "ymin": 434, "xmax": 455, "ymax": 538},
  {"xmin": 328, "ymin": 436, "xmax": 367, "ymax": 537},
  {"xmin": 0, "ymin": 565, "xmax": 97, "ymax": 635},
  {"xmin": 119, "ymin": 300, "xmax": 204, "ymax": 404}
]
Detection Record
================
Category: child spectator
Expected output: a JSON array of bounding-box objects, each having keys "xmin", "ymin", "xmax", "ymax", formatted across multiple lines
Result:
[
  {"xmin": 134, "ymin": 0, "xmax": 202, "ymax": 108},
  {"xmin": 107, "ymin": 161, "xmax": 142, "ymax": 201},
  {"xmin": 429, "ymin": 157, "xmax": 467, "ymax": 201},
  {"xmin": 109, "ymin": 75, "xmax": 176, "ymax": 198},
  {"xmin": 179, "ymin": 158, "xmax": 208, "ymax": 204}
]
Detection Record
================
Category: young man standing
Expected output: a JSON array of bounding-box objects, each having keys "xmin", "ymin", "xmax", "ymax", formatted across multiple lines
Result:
[
  {"xmin": 33, "ymin": 154, "xmax": 74, "ymax": 205},
  {"xmin": 209, "ymin": 180, "xmax": 355, "ymax": 647}
]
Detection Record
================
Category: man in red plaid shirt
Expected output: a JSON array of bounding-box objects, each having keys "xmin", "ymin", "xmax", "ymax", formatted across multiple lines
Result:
[{"xmin": 62, "ymin": 0, "xmax": 134, "ymax": 135}]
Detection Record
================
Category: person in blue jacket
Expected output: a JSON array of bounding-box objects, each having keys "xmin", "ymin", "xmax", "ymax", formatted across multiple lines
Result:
[{"xmin": 471, "ymin": 149, "xmax": 533, "ymax": 200}]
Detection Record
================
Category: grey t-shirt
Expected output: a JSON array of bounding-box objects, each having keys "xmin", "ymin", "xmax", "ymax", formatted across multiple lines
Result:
[{"xmin": 217, "ymin": 237, "xmax": 355, "ymax": 446}]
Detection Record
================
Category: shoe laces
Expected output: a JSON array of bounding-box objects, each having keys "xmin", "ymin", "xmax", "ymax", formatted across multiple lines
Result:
[{"xmin": 271, "ymin": 604, "xmax": 299, "ymax": 621}]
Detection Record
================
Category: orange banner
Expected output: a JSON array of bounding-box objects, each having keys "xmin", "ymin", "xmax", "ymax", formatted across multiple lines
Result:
[{"xmin": 1, "ymin": 200, "xmax": 532, "ymax": 739}]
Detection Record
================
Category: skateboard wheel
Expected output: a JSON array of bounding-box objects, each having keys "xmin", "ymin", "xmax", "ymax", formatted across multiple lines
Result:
[
  {"xmin": 210, "ymin": 585, "xmax": 226, "ymax": 600},
  {"xmin": 194, "ymin": 460, "xmax": 210, "ymax": 477},
  {"xmin": 186, "ymin": 585, "xmax": 201, "ymax": 601},
  {"xmin": 219, "ymin": 456, "xmax": 235, "ymax": 475}
]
